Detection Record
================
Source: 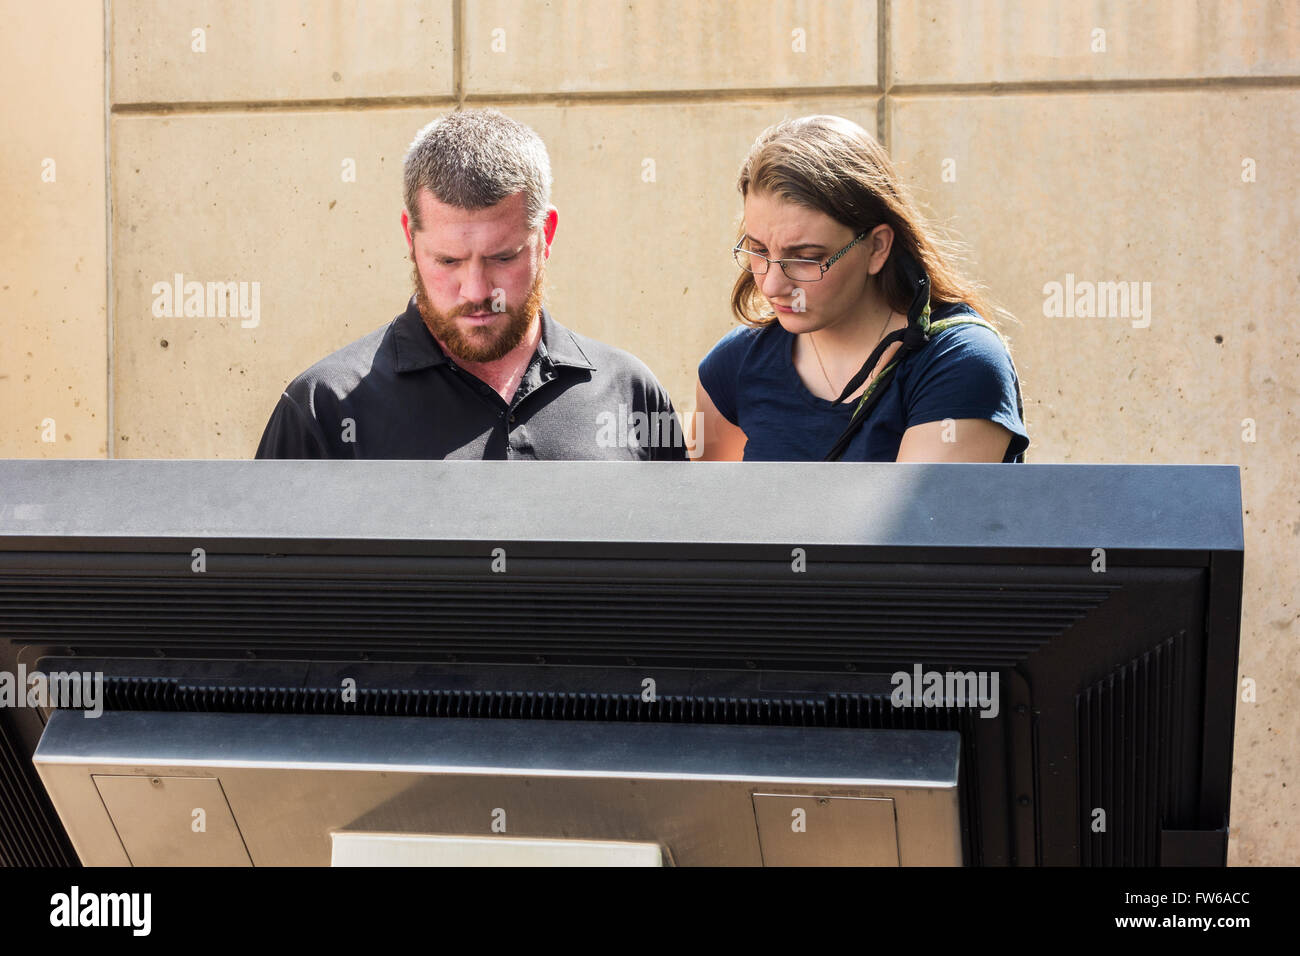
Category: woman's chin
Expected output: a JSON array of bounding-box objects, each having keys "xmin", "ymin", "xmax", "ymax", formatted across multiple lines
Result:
[{"xmin": 771, "ymin": 308, "xmax": 815, "ymax": 333}]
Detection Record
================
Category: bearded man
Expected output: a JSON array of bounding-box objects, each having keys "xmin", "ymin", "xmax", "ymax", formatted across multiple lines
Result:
[{"xmin": 255, "ymin": 108, "xmax": 685, "ymax": 460}]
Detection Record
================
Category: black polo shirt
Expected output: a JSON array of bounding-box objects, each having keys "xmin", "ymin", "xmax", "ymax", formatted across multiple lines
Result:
[{"xmin": 254, "ymin": 297, "xmax": 687, "ymax": 460}]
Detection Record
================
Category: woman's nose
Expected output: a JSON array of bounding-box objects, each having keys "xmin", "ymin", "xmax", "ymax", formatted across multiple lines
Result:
[{"xmin": 760, "ymin": 263, "xmax": 792, "ymax": 299}]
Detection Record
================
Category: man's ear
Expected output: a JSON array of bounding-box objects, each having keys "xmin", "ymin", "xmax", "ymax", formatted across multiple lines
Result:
[
  {"xmin": 541, "ymin": 206, "xmax": 558, "ymax": 258},
  {"xmin": 400, "ymin": 208, "xmax": 414, "ymax": 256}
]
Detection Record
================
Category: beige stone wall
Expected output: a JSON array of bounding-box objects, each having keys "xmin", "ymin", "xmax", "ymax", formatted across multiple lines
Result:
[
  {"xmin": 1, "ymin": 0, "xmax": 108, "ymax": 456},
  {"xmin": 3, "ymin": 0, "xmax": 1297, "ymax": 864}
]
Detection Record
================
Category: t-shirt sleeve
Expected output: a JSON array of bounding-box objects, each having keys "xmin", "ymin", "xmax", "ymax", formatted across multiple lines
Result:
[
  {"xmin": 696, "ymin": 326, "xmax": 751, "ymax": 427},
  {"xmin": 254, "ymin": 392, "xmax": 333, "ymax": 459},
  {"xmin": 903, "ymin": 323, "xmax": 1029, "ymax": 460}
]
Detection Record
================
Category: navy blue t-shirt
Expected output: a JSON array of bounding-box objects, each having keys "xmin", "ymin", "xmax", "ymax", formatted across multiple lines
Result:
[{"xmin": 697, "ymin": 303, "xmax": 1029, "ymax": 462}]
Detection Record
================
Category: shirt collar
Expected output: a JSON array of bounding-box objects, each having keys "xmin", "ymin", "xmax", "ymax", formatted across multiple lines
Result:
[{"xmin": 392, "ymin": 296, "xmax": 596, "ymax": 373}]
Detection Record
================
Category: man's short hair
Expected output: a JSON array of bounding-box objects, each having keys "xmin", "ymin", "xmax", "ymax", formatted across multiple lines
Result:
[{"xmin": 403, "ymin": 108, "xmax": 553, "ymax": 232}]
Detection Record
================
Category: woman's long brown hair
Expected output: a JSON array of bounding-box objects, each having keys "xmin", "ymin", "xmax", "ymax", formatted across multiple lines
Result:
[{"xmin": 731, "ymin": 115, "xmax": 1009, "ymax": 336}]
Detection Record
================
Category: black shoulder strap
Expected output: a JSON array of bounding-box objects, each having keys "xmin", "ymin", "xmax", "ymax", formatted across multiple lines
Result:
[
  {"xmin": 823, "ymin": 254, "xmax": 1027, "ymax": 462},
  {"xmin": 824, "ymin": 255, "xmax": 932, "ymax": 462}
]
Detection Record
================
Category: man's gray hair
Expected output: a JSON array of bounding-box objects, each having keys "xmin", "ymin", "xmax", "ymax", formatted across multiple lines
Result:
[{"xmin": 403, "ymin": 108, "xmax": 553, "ymax": 232}]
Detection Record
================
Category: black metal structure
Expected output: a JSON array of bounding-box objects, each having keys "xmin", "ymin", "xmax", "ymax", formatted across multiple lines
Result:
[{"xmin": 0, "ymin": 460, "xmax": 1243, "ymax": 865}]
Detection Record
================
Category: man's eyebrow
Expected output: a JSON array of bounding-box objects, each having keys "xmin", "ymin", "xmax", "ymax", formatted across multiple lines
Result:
[{"xmin": 431, "ymin": 239, "xmax": 527, "ymax": 259}]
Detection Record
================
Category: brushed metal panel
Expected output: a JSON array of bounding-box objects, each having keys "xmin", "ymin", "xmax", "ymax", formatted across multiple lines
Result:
[
  {"xmin": 753, "ymin": 794, "xmax": 898, "ymax": 866},
  {"xmin": 36, "ymin": 710, "xmax": 960, "ymax": 866},
  {"xmin": 93, "ymin": 775, "xmax": 251, "ymax": 867}
]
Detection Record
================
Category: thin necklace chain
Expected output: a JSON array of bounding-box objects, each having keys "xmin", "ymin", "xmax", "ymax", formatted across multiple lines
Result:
[{"xmin": 808, "ymin": 304, "xmax": 893, "ymax": 401}]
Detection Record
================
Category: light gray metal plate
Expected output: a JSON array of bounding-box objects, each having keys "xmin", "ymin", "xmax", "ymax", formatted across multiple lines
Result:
[{"xmin": 35, "ymin": 710, "xmax": 961, "ymax": 866}]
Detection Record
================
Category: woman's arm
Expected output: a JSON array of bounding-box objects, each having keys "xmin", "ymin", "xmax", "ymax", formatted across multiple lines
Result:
[
  {"xmin": 896, "ymin": 418, "xmax": 1013, "ymax": 462},
  {"xmin": 688, "ymin": 378, "xmax": 748, "ymax": 461}
]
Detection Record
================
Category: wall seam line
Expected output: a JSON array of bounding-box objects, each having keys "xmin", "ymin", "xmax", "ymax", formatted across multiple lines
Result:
[
  {"xmin": 889, "ymin": 74, "xmax": 1300, "ymax": 95},
  {"xmin": 878, "ymin": 0, "xmax": 890, "ymax": 149},
  {"xmin": 104, "ymin": 0, "xmax": 114, "ymax": 460},
  {"xmin": 103, "ymin": 71, "xmax": 1300, "ymax": 117},
  {"xmin": 453, "ymin": 0, "xmax": 464, "ymax": 109}
]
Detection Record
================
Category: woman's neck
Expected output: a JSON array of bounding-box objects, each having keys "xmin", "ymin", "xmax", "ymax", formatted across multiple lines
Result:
[
  {"xmin": 808, "ymin": 292, "xmax": 900, "ymax": 357},
  {"xmin": 791, "ymin": 290, "xmax": 907, "ymax": 402}
]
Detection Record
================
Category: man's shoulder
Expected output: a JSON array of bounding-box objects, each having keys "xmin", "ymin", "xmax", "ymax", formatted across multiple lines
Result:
[
  {"xmin": 552, "ymin": 319, "xmax": 665, "ymax": 389},
  {"xmin": 282, "ymin": 319, "xmax": 395, "ymax": 407}
]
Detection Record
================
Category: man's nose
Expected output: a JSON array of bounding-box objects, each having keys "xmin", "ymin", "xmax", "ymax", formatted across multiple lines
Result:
[{"xmin": 460, "ymin": 259, "xmax": 492, "ymax": 304}]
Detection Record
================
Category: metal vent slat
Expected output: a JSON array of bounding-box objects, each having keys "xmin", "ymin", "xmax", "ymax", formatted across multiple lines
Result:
[
  {"xmin": 0, "ymin": 574, "xmax": 1111, "ymax": 670},
  {"xmin": 1077, "ymin": 636, "xmax": 1184, "ymax": 866},
  {"xmin": 0, "ymin": 717, "xmax": 76, "ymax": 867}
]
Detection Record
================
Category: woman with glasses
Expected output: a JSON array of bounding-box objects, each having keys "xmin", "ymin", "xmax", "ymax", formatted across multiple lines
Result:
[{"xmin": 691, "ymin": 115, "xmax": 1028, "ymax": 463}]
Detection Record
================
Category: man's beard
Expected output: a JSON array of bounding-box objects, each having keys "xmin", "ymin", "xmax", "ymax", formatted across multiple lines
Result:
[{"xmin": 412, "ymin": 259, "xmax": 545, "ymax": 364}]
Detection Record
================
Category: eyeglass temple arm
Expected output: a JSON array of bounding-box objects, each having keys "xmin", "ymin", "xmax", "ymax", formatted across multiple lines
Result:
[{"xmin": 820, "ymin": 231, "xmax": 869, "ymax": 273}]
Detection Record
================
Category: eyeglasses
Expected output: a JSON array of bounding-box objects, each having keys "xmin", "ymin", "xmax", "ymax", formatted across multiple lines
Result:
[{"xmin": 732, "ymin": 230, "xmax": 870, "ymax": 282}]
